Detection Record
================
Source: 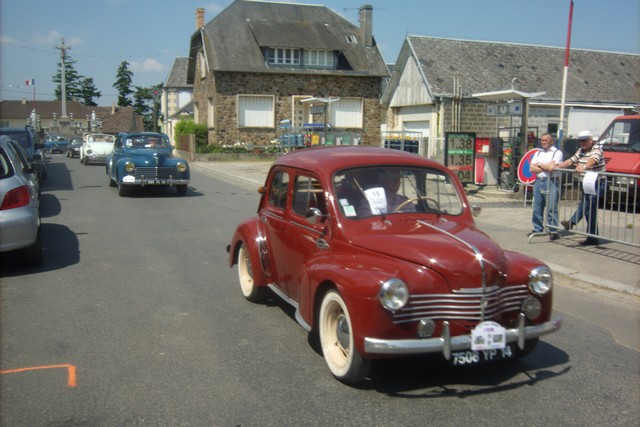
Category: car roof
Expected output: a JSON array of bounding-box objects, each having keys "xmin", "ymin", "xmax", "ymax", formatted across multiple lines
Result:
[{"xmin": 272, "ymin": 146, "xmax": 446, "ymax": 176}]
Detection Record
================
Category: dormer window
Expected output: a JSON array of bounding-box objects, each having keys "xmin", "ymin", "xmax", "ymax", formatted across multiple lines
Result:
[
  {"xmin": 304, "ymin": 49, "xmax": 334, "ymax": 67},
  {"xmin": 267, "ymin": 48, "xmax": 300, "ymax": 65},
  {"xmin": 345, "ymin": 35, "xmax": 358, "ymax": 44}
]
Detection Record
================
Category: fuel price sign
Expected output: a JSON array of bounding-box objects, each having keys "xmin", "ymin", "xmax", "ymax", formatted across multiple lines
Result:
[{"xmin": 445, "ymin": 132, "xmax": 476, "ymax": 184}]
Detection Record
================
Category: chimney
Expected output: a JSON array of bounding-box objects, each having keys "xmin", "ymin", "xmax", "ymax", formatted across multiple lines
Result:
[
  {"xmin": 112, "ymin": 102, "xmax": 116, "ymax": 115},
  {"xmin": 196, "ymin": 8, "xmax": 205, "ymax": 29},
  {"xmin": 358, "ymin": 4, "xmax": 373, "ymax": 48}
]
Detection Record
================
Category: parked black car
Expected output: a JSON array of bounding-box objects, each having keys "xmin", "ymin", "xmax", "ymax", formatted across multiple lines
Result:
[
  {"xmin": 0, "ymin": 126, "xmax": 47, "ymax": 182},
  {"xmin": 66, "ymin": 140, "xmax": 82, "ymax": 158}
]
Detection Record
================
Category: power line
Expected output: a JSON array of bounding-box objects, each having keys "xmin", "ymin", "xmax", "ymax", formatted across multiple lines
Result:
[{"xmin": 0, "ymin": 40, "xmax": 187, "ymax": 60}]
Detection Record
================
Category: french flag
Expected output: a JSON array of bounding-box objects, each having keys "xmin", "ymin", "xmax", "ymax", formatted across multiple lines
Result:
[{"xmin": 25, "ymin": 79, "xmax": 35, "ymax": 86}]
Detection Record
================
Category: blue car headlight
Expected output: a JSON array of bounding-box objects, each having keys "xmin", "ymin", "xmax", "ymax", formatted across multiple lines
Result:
[
  {"xmin": 176, "ymin": 162, "xmax": 187, "ymax": 173},
  {"xmin": 378, "ymin": 278, "xmax": 409, "ymax": 312},
  {"xmin": 124, "ymin": 161, "xmax": 136, "ymax": 173}
]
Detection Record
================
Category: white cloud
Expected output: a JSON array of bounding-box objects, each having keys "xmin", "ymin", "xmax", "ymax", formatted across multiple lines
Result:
[
  {"xmin": 33, "ymin": 31, "xmax": 82, "ymax": 47},
  {"xmin": 130, "ymin": 58, "xmax": 168, "ymax": 73}
]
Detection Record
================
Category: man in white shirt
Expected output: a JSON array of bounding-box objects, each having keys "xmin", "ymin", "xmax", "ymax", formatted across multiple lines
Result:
[{"xmin": 529, "ymin": 133, "xmax": 563, "ymax": 240}]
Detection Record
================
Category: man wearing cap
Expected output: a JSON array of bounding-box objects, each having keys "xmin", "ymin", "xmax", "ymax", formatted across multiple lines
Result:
[
  {"xmin": 555, "ymin": 130, "xmax": 606, "ymax": 245},
  {"xmin": 529, "ymin": 133, "xmax": 563, "ymax": 240}
]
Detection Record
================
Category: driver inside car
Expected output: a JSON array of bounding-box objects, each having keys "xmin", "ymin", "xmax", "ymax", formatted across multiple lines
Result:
[{"xmin": 358, "ymin": 169, "xmax": 416, "ymax": 215}]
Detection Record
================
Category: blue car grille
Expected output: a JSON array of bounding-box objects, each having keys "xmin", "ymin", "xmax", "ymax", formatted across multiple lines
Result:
[
  {"xmin": 392, "ymin": 284, "xmax": 529, "ymax": 324},
  {"xmin": 131, "ymin": 167, "xmax": 187, "ymax": 180}
]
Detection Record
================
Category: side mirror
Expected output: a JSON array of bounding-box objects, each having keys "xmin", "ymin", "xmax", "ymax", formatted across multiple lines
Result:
[
  {"xmin": 34, "ymin": 143, "xmax": 46, "ymax": 150},
  {"xmin": 305, "ymin": 207, "xmax": 323, "ymax": 224},
  {"xmin": 32, "ymin": 153, "xmax": 42, "ymax": 160},
  {"xmin": 471, "ymin": 203, "xmax": 482, "ymax": 217}
]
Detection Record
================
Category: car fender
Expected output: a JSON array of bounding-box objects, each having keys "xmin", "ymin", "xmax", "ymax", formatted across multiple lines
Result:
[{"xmin": 230, "ymin": 219, "xmax": 272, "ymax": 287}]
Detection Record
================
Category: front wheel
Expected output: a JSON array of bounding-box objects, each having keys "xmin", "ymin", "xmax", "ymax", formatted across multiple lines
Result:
[
  {"xmin": 176, "ymin": 184, "xmax": 188, "ymax": 196},
  {"xmin": 237, "ymin": 242, "xmax": 267, "ymax": 302},
  {"xmin": 319, "ymin": 290, "xmax": 370, "ymax": 384}
]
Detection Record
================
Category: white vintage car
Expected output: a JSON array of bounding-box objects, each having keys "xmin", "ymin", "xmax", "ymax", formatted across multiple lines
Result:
[{"xmin": 81, "ymin": 133, "xmax": 115, "ymax": 165}]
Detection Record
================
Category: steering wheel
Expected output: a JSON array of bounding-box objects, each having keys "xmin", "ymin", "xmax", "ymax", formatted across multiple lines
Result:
[{"xmin": 394, "ymin": 196, "xmax": 440, "ymax": 213}]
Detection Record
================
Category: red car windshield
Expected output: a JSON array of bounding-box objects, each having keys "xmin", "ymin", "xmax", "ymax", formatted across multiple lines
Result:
[{"xmin": 333, "ymin": 166, "xmax": 464, "ymax": 218}]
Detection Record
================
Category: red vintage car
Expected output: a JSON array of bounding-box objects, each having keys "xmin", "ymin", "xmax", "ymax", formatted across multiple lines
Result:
[{"xmin": 228, "ymin": 146, "xmax": 562, "ymax": 384}]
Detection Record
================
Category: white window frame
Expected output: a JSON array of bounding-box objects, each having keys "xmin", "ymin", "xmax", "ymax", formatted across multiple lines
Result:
[
  {"xmin": 238, "ymin": 95, "xmax": 275, "ymax": 128},
  {"xmin": 267, "ymin": 48, "xmax": 300, "ymax": 65},
  {"xmin": 207, "ymin": 98, "xmax": 214, "ymax": 128},
  {"xmin": 330, "ymin": 98, "xmax": 363, "ymax": 129},
  {"xmin": 198, "ymin": 51, "xmax": 207, "ymax": 78},
  {"xmin": 303, "ymin": 49, "xmax": 334, "ymax": 67}
]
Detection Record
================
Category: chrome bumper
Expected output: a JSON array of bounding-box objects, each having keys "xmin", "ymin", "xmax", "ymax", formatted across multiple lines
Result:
[
  {"xmin": 364, "ymin": 314, "xmax": 562, "ymax": 359},
  {"xmin": 123, "ymin": 177, "xmax": 189, "ymax": 186}
]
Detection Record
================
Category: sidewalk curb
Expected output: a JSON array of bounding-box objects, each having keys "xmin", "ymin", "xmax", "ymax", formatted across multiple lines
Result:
[{"xmin": 548, "ymin": 263, "xmax": 640, "ymax": 297}]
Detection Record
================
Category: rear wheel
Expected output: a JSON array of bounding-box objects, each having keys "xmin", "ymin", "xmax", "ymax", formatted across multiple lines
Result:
[
  {"xmin": 319, "ymin": 290, "xmax": 370, "ymax": 384},
  {"xmin": 238, "ymin": 242, "xmax": 267, "ymax": 302}
]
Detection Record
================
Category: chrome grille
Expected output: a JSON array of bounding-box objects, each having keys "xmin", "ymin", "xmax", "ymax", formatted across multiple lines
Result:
[
  {"xmin": 393, "ymin": 284, "xmax": 529, "ymax": 324},
  {"xmin": 131, "ymin": 167, "xmax": 187, "ymax": 180}
]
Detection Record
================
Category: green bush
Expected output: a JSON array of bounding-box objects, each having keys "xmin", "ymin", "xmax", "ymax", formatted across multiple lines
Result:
[{"xmin": 174, "ymin": 120, "xmax": 208, "ymax": 147}]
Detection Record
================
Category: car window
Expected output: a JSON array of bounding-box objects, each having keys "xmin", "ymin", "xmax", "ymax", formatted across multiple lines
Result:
[
  {"xmin": 268, "ymin": 170, "xmax": 289, "ymax": 209},
  {"xmin": 292, "ymin": 175, "xmax": 327, "ymax": 218},
  {"xmin": 8, "ymin": 141, "xmax": 31, "ymax": 171},
  {"xmin": 0, "ymin": 147, "xmax": 13, "ymax": 179},
  {"xmin": 0, "ymin": 132, "xmax": 29, "ymax": 150},
  {"xmin": 334, "ymin": 166, "xmax": 463, "ymax": 218}
]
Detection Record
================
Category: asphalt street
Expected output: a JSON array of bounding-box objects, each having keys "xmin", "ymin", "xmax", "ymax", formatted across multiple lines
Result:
[{"xmin": 191, "ymin": 159, "xmax": 640, "ymax": 297}]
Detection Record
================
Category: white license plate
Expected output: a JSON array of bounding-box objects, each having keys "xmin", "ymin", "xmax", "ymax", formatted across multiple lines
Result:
[
  {"xmin": 451, "ymin": 345, "xmax": 514, "ymax": 366},
  {"xmin": 145, "ymin": 179, "xmax": 167, "ymax": 185}
]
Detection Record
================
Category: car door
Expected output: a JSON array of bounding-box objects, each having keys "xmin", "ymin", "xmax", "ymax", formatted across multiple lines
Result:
[
  {"xmin": 260, "ymin": 168, "xmax": 291, "ymax": 293},
  {"xmin": 284, "ymin": 172, "xmax": 330, "ymax": 301}
]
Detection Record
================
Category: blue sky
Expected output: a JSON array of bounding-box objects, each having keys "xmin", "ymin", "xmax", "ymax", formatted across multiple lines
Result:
[{"xmin": 1, "ymin": 0, "xmax": 638, "ymax": 106}]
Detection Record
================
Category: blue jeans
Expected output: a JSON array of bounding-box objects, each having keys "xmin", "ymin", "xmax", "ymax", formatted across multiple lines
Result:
[
  {"xmin": 532, "ymin": 177, "xmax": 559, "ymax": 232},
  {"xmin": 571, "ymin": 179, "xmax": 605, "ymax": 236}
]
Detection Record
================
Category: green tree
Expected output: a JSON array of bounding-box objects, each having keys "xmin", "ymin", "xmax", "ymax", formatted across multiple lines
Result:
[
  {"xmin": 113, "ymin": 61, "xmax": 134, "ymax": 107},
  {"xmin": 133, "ymin": 83, "xmax": 163, "ymax": 131},
  {"xmin": 79, "ymin": 77, "xmax": 101, "ymax": 106},
  {"xmin": 52, "ymin": 51, "xmax": 83, "ymax": 102}
]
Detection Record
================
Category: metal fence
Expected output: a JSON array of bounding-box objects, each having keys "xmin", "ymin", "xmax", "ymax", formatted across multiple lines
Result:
[{"xmin": 534, "ymin": 168, "xmax": 639, "ymax": 247}]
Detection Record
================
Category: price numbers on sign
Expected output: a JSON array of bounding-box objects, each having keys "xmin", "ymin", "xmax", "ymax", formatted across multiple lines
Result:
[{"xmin": 445, "ymin": 132, "xmax": 476, "ymax": 184}]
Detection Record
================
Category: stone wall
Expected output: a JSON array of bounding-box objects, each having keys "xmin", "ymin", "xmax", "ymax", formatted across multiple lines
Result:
[{"xmin": 193, "ymin": 68, "xmax": 382, "ymax": 147}]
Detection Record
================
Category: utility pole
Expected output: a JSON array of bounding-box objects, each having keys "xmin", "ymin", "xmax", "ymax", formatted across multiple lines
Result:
[{"xmin": 54, "ymin": 38, "xmax": 71, "ymax": 119}]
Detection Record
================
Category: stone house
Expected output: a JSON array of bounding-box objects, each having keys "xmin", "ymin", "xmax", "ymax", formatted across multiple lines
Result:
[
  {"xmin": 161, "ymin": 57, "xmax": 193, "ymax": 139},
  {"xmin": 0, "ymin": 100, "xmax": 143, "ymax": 137},
  {"xmin": 382, "ymin": 36, "xmax": 640, "ymax": 164},
  {"xmin": 186, "ymin": 0, "xmax": 389, "ymax": 147}
]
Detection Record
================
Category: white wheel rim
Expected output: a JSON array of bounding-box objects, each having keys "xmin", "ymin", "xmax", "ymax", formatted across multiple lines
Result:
[
  {"xmin": 320, "ymin": 292, "xmax": 353, "ymax": 377},
  {"xmin": 238, "ymin": 245, "xmax": 254, "ymax": 297}
]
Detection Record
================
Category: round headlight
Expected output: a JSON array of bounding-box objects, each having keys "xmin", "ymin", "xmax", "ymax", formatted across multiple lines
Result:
[
  {"xmin": 177, "ymin": 162, "xmax": 187, "ymax": 173},
  {"xmin": 521, "ymin": 297, "xmax": 542, "ymax": 320},
  {"xmin": 378, "ymin": 278, "xmax": 409, "ymax": 312},
  {"xmin": 529, "ymin": 266, "xmax": 553, "ymax": 295},
  {"xmin": 124, "ymin": 161, "xmax": 136, "ymax": 173}
]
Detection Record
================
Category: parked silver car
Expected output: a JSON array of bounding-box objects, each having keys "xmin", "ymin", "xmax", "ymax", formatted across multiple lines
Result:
[{"xmin": 0, "ymin": 135, "xmax": 43, "ymax": 266}]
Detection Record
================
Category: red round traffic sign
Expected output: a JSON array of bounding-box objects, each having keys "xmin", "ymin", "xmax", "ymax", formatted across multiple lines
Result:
[{"xmin": 517, "ymin": 148, "xmax": 540, "ymax": 184}]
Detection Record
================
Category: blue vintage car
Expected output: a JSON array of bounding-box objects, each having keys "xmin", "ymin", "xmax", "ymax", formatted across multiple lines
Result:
[{"xmin": 106, "ymin": 132, "xmax": 190, "ymax": 197}]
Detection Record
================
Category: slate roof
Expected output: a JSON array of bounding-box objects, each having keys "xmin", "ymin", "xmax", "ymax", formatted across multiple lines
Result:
[
  {"xmin": 188, "ymin": 0, "xmax": 388, "ymax": 79},
  {"xmin": 387, "ymin": 36, "xmax": 639, "ymax": 105},
  {"xmin": 164, "ymin": 58, "xmax": 192, "ymax": 88},
  {"xmin": 0, "ymin": 100, "xmax": 144, "ymax": 133}
]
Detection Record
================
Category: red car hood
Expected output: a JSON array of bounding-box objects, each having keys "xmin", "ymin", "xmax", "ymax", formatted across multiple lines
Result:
[{"xmin": 349, "ymin": 218, "xmax": 508, "ymax": 291}]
